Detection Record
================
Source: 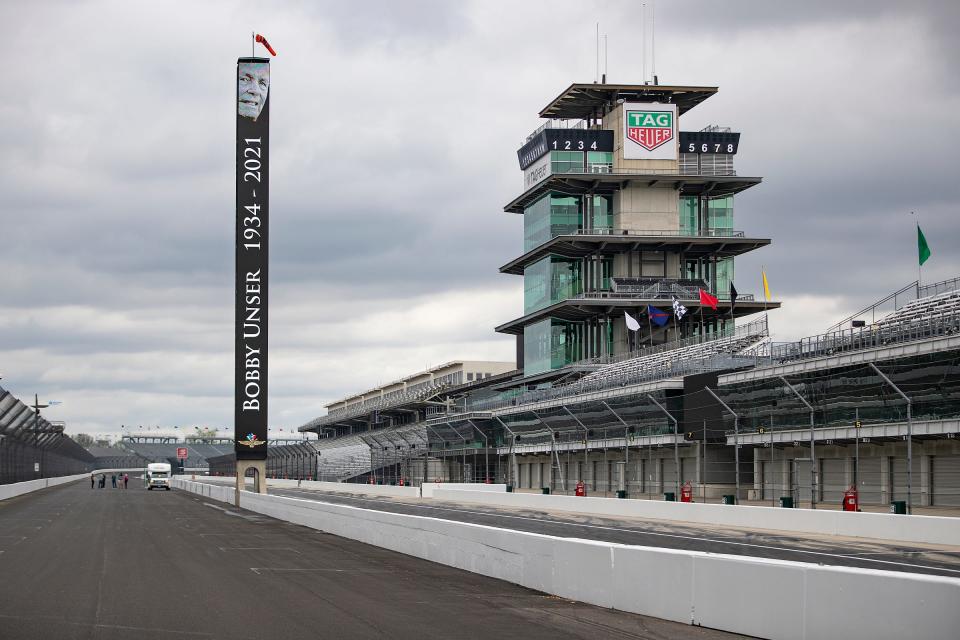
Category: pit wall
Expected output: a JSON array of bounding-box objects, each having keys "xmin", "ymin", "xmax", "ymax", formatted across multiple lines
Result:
[
  {"xmin": 172, "ymin": 477, "xmax": 960, "ymax": 640},
  {"xmin": 432, "ymin": 489, "xmax": 960, "ymax": 547},
  {"xmin": 195, "ymin": 475, "xmax": 506, "ymax": 499},
  {"xmin": 0, "ymin": 474, "xmax": 88, "ymax": 502}
]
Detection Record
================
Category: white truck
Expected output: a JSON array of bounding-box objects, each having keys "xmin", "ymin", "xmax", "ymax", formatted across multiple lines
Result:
[{"xmin": 145, "ymin": 462, "xmax": 172, "ymax": 490}]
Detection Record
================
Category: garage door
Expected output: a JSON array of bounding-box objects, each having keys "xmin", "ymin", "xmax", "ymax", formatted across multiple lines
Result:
[
  {"xmin": 821, "ymin": 458, "xmax": 847, "ymax": 503},
  {"xmin": 890, "ymin": 456, "xmax": 922, "ymax": 502},
  {"xmin": 857, "ymin": 457, "xmax": 882, "ymax": 504},
  {"xmin": 933, "ymin": 456, "xmax": 960, "ymax": 506},
  {"xmin": 662, "ymin": 458, "xmax": 678, "ymax": 493}
]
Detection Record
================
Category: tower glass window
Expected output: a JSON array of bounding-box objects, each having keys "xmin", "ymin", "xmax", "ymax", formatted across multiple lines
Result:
[
  {"xmin": 551, "ymin": 151, "xmax": 584, "ymax": 174},
  {"xmin": 523, "ymin": 194, "xmax": 581, "ymax": 251},
  {"xmin": 524, "ymin": 256, "xmax": 583, "ymax": 314},
  {"xmin": 523, "ymin": 318, "xmax": 584, "ymax": 375}
]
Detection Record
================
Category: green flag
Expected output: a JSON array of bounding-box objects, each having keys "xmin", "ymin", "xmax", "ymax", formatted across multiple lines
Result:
[{"xmin": 918, "ymin": 225, "xmax": 932, "ymax": 266}]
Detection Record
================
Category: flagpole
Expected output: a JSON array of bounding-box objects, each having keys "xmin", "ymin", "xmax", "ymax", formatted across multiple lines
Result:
[{"xmin": 647, "ymin": 308, "xmax": 653, "ymax": 347}]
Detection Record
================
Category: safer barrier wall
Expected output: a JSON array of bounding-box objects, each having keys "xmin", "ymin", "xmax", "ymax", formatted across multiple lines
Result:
[
  {"xmin": 420, "ymin": 482, "xmax": 506, "ymax": 498},
  {"xmin": 197, "ymin": 476, "xmax": 422, "ymax": 498},
  {"xmin": 173, "ymin": 477, "xmax": 960, "ymax": 640},
  {"xmin": 432, "ymin": 489, "xmax": 960, "ymax": 546},
  {"xmin": 0, "ymin": 474, "xmax": 88, "ymax": 502}
]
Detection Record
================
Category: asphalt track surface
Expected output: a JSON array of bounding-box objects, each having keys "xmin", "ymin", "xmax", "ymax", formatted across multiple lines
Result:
[
  {"xmin": 0, "ymin": 481, "xmax": 745, "ymax": 640},
  {"xmin": 255, "ymin": 484, "xmax": 960, "ymax": 578}
]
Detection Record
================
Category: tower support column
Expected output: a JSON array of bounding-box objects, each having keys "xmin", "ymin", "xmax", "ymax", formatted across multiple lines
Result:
[{"xmin": 235, "ymin": 459, "xmax": 268, "ymax": 506}]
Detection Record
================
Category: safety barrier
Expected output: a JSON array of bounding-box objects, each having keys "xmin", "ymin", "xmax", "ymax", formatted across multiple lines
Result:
[
  {"xmin": 197, "ymin": 476, "xmax": 422, "ymax": 498},
  {"xmin": 429, "ymin": 489, "xmax": 960, "ymax": 546},
  {"xmin": 420, "ymin": 482, "xmax": 506, "ymax": 498},
  {"xmin": 172, "ymin": 477, "xmax": 959, "ymax": 640},
  {"xmin": 0, "ymin": 474, "xmax": 88, "ymax": 502}
]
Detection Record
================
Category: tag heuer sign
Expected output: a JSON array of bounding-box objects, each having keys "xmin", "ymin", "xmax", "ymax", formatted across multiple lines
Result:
[{"xmin": 622, "ymin": 102, "xmax": 677, "ymax": 160}]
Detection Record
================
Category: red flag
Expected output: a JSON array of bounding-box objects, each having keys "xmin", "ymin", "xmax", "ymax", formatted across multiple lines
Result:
[
  {"xmin": 256, "ymin": 34, "xmax": 277, "ymax": 56},
  {"xmin": 698, "ymin": 288, "xmax": 719, "ymax": 311}
]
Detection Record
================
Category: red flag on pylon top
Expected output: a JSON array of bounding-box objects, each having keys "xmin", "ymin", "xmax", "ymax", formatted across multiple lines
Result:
[
  {"xmin": 698, "ymin": 288, "xmax": 719, "ymax": 311},
  {"xmin": 256, "ymin": 34, "xmax": 277, "ymax": 56}
]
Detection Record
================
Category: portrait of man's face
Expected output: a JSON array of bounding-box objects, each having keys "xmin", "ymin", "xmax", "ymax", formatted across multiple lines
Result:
[{"xmin": 238, "ymin": 62, "xmax": 270, "ymax": 121}]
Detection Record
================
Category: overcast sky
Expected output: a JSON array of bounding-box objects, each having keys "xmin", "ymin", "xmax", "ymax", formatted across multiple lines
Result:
[{"xmin": 1, "ymin": 1, "xmax": 957, "ymax": 439}]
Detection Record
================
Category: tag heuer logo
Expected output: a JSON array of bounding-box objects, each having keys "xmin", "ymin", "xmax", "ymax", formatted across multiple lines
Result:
[{"xmin": 626, "ymin": 110, "xmax": 674, "ymax": 151}]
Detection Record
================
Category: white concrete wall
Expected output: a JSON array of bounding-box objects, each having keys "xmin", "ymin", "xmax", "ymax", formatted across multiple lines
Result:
[
  {"xmin": 0, "ymin": 474, "xmax": 88, "ymax": 502},
  {"xmin": 430, "ymin": 489, "xmax": 960, "ymax": 547},
  {"xmin": 420, "ymin": 482, "xmax": 506, "ymax": 498},
  {"xmin": 197, "ymin": 475, "xmax": 421, "ymax": 498},
  {"xmin": 173, "ymin": 477, "xmax": 960, "ymax": 640}
]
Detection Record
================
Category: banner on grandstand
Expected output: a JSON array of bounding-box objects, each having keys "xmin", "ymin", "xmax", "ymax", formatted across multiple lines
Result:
[
  {"xmin": 235, "ymin": 57, "xmax": 270, "ymax": 459},
  {"xmin": 623, "ymin": 102, "xmax": 677, "ymax": 160}
]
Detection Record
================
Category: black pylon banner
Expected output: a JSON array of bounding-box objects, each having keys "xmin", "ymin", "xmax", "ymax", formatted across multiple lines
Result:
[{"xmin": 235, "ymin": 57, "xmax": 270, "ymax": 459}]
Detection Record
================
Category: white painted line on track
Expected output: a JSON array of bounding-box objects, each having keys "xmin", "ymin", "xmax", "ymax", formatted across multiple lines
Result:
[{"xmin": 274, "ymin": 488, "xmax": 960, "ymax": 576}]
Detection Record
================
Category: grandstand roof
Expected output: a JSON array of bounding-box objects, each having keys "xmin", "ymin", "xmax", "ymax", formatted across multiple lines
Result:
[
  {"xmin": 539, "ymin": 83, "xmax": 717, "ymax": 120},
  {"xmin": 504, "ymin": 173, "xmax": 762, "ymax": 214}
]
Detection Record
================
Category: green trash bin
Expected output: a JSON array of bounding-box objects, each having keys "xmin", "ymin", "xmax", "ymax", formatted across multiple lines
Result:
[
  {"xmin": 506, "ymin": 484, "xmax": 514, "ymax": 493},
  {"xmin": 616, "ymin": 490, "xmax": 627, "ymax": 499},
  {"xmin": 664, "ymin": 492, "xmax": 676, "ymax": 502},
  {"xmin": 779, "ymin": 496, "xmax": 794, "ymax": 508},
  {"xmin": 541, "ymin": 487, "xmax": 551, "ymax": 495},
  {"xmin": 890, "ymin": 501, "xmax": 907, "ymax": 515},
  {"xmin": 721, "ymin": 494, "xmax": 736, "ymax": 505}
]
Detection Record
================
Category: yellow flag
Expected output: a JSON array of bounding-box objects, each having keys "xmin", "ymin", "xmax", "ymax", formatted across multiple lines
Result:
[{"xmin": 762, "ymin": 269, "xmax": 771, "ymax": 301}]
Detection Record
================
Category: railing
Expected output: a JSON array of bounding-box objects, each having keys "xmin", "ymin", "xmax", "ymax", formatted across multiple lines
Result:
[
  {"xmin": 571, "ymin": 228, "xmax": 746, "ymax": 238},
  {"xmin": 761, "ymin": 306, "xmax": 960, "ymax": 366},
  {"xmin": 825, "ymin": 276, "xmax": 960, "ymax": 334},
  {"xmin": 572, "ymin": 289, "xmax": 756, "ymax": 303},
  {"xmin": 920, "ymin": 276, "xmax": 960, "ymax": 299},
  {"xmin": 524, "ymin": 119, "xmax": 590, "ymax": 143},
  {"xmin": 548, "ymin": 165, "xmax": 737, "ymax": 177}
]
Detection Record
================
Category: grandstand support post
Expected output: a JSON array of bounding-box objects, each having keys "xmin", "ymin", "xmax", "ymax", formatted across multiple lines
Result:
[
  {"xmin": 530, "ymin": 411, "xmax": 563, "ymax": 492},
  {"xmin": 779, "ymin": 376, "xmax": 817, "ymax": 509},
  {"xmin": 494, "ymin": 417, "xmax": 518, "ymax": 487},
  {"xmin": 466, "ymin": 420, "xmax": 490, "ymax": 484},
  {"xmin": 647, "ymin": 394, "xmax": 680, "ymax": 496},
  {"xmin": 445, "ymin": 422, "xmax": 470, "ymax": 482},
  {"xmin": 601, "ymin": 400, "xmax": 630, "ymax": 467},
  {"xmin": 869, "ymin": 363, "xmax": 913, "ymax": 514},
  {"xmin": 560, "ymin": 406, "xmax": 590, "ymax": 489},
  {"xmin": 704, "ymin": 387, "xmax": 740, "ymax": 503},
  {"xmin": 424, "ymin": 424, "xmax": 447, "ymax": 482}
]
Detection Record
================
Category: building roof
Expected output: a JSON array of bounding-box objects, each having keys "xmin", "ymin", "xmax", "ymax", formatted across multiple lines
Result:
[{"xmin": 539, "ymin": 83, "xmax": 718, "ymax": 120}]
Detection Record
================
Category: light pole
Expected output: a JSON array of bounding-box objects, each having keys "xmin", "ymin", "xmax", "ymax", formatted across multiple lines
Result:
[{"xmin": 30, "ymin": 396, "xmax": 61, "ymax": 479}]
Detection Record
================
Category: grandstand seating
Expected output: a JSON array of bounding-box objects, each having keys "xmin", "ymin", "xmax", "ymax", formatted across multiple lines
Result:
[
  {"xmin": 573, "ymin": 330, "xmax": 767, "ymax": 390},
  {"xmin": 122, "ymin": 440, "xmax": 235, "ymax": 469},
  {"xmin": 302, "ymin": 381, "xmax": 448, "ymax": 431}
]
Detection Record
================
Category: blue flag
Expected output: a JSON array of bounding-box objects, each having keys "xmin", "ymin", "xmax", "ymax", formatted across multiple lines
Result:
[{"xmin": 648, "ymin": 305, "xmax": 669, "ymax": 327}]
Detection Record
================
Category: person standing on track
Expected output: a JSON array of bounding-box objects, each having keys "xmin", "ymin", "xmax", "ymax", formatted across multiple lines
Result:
[
  {"xmin": 111, "ymin": 473, "xmax": 117, "ymax": 489},
  {"xmin": 123, "ymin": 473, "xmax": 129, "ymax": 489},
  {"xmin": 90, "ymin": 474, "xmax": 95, "ymax": 489}
]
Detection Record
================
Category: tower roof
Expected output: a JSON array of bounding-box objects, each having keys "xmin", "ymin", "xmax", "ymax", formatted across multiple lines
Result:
[{"xmin": 539, "ymin": 83, "xmax": 718, "ymax": 120}]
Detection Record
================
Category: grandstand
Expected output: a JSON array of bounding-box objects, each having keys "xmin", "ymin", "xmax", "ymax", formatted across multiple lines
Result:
[
  {"xmin": 121, "ymin": 437, "xmax": 236, "ymax": 469},
  {"xmin": 0, "ymin": 385, "xmax": 93, "ymax": 483}
]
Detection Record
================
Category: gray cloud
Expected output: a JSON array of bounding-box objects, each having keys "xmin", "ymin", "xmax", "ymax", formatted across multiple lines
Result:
[{"xmin": 0, "ymin": 1, "xmax": 957, "ymax": 435}]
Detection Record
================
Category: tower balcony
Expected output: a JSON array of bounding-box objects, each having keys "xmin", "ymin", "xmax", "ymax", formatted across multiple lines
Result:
[
  {"xmin": 506, "ymin": 168, "xmax": 761, "ymax": 214},
  {"xmin": 500, "ymin": 228, "xmax": 770, "ymax": 275}
]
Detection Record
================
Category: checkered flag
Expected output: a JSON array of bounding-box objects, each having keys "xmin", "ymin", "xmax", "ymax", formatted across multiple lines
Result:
[{"xmin": 672, "ymin": 296, "xmax": 687, "ymax": 320}]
